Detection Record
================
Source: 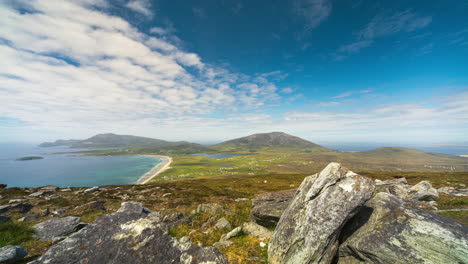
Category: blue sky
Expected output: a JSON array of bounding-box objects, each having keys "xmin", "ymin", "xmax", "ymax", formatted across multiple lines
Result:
[{"xmin": 0, "ymin": 0, "xmax": 467, "ymax": 144}]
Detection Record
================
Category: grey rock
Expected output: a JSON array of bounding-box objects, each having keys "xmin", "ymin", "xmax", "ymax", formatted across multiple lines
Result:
[
  {"xmin": 75, "ymin": 201, "xmax": 106, "ymax": 211},
  {"xmin": 60, "ymin": 188, "xmax": 72, "ymax": 192},
  {"xmin": 250, "ymin": 189, "xmax": 296, "ymax": 228},
  {"xmin": 0, "ymin": 205, "xmax": 11, "ymax": 214},
  {"xmin": 268, "ymin": 162, "xmax": 375, "ymax": 264},
  {"xmin": 162, "ymin": 212, "xmax": 183, "ymax": 223},
  {"xmin": 18, "ymin": 214, "xmax": 40, "ymax": 222},
  {"xmin": 52, "ymin": 208, "xmax": 66, "ymax": 215},
  {"xmin": 438, "ymin": 187, "xmax": 468, "ymax": 197},
  {"xmin": 337, "ymin": 192, "xmax": 468, "ymax": 264},
  {"xmin": 374, "ymin": 178, "xmax": 409, "ymax": 199},
  {"xmin": 407, "ymin": 181, "xmax": 439, "ymax": 201},
  {"xmin": 41, "ymin": 208, "xmax": 50, "ymax": 217},
  {"xmin": 215, "ymin": 218, "xmax": 232, "ymax": 230},
  {"xmin": 242, "ymin": 222, "xmax": 272, "ymax": 240},
  {"xmin": 234, "ymin": 198, "xmax": 249, "ymax": 202},
  {"xmin": 437, "ymin": 186, "xmax": 455, "ymax": 194},
  {"xmin": 33, "ymin": 216, "xmax": 82, "ymax": 241},
  {"xmin": 83, "ymin": 186, "xmax": 100, "ymax": 193},
  {"xmin": 29, "ymin": 191, "xmax": 46, "ymax": 197},
  {"xmin": 30, "ymin": 202, "xmax": 228, "ymax": 264},
  {"xmin": 220, "ymin": 226, "xmax": 242, "ymax": 241},
  {"xmin": 452, "ymin": 189, "xmax": 468, "ymax": 196},
  {"xmin": 201, "ymin": 217, "xmax": 217, "ymax": 229},
  {"xmin": 0, "ymin": 216, "xmax": 11, "ymax": 222},
  {"xmin": 10, "ymin": 203, "xmax": 32, "ymax": 214},
  {"xmin": 0, "ymin": 245, "xmax": 27, "ymax": 264},
  {"xmin": 8, "ymin": 199, "xmax": 26, "ymax": 204},
  {"xmin": 213, "ymin": 240, "xmax": 234, "ymax": 247},
  {"xmin": 40, "ymin": 185, "xmax": 59, "ymax": 191}
]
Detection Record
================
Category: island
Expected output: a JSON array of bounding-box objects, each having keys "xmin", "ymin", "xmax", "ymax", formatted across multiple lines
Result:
[{"xmin": 16, "ymin": 156, "xmax": 44, "ymax": 161}]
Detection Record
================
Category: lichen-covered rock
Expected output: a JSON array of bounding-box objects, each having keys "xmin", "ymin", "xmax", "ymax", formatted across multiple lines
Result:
[
  {"xmin": 215, "ymin": 218, "xmax": 231, "ymax": 230},
  {"xmin": 407, "ymin": 181, "xmax": 439, "ymax": 201},
  {"xmin": 337, "ymin": 192, "xmax": 468, "ymax": 264},
  {"xmin": 33, "ymin": 216, "xmax": 82, "ymax": 241},
  {"xmin": 375, "ymin": 177, "xmax": 409, "ymax": 199},
  {"xmin": 0, "ymin": 245, "xmax": 27, "ymax": 264},
  {"xmin": 268, "ymin": 162, "xmax": 375, "ymax": 264},
  {"xmin": 250, "ymin": 189, "xmax": 295, "ymax": 228},
  {"xmin": 30, "ymin": 202, "xmax": 228, "ymax": 264},
  {"xmin": 242, "ymin": 222, "xmax": 272, "ymax": 240}
]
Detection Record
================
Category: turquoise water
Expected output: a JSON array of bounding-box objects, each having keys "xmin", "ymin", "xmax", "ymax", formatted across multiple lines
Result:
[{"xmin": 0, "ymin": 143, "xmax": 161, "ymax": 188}]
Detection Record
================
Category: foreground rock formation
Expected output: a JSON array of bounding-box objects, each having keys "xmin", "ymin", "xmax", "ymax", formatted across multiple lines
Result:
[
  {"xmin": 337, "ymin": 192, "xmax": 468, "ymax": 263},
  {"xmin": 250, "ymin": 189, "xmax": 295, "ymax": 228},
  {"xmin": 268, "ymin": 163, "xmax": 468, "ymax": 264},
  {"xmin": 30, "ymin": 202, "xmax": 228, "ymax": 264},
  {"xmin": 269, "ymin": 162, "xmax": 375, "ymax": 264}
]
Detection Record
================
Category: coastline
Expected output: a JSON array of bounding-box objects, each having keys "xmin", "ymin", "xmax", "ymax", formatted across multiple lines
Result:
[{"xmin": 136, "ymin": 155, "xmax": 173, "ymax": 184}]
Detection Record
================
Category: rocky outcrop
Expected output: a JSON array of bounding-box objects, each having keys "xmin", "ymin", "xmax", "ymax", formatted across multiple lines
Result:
[
  {"xmin": 438, "ymin": 186, "xmax": 468, "ymax": 196},
  {"xmin": 0, "ymin": 245, "xmax": 27, "ymax": 264},
  {"xmin": 269, "ymin": 163, "xmax": 375, "ymax": 264},
  {"xmin": 250, "ymin": 189, "xmax": 296, "ymax": 228},
  {"xmin": 30, "ymin": 202, "xmax": 228, "ymax": 264},
  {"xmin": 406, "ymin": 181, "xmax": 439, "ymax": 201},
  {"xmin": 33, "ymin": 216, "xmax": 83, "ymax": 241},
  {"xmin": 375, "ymin": 178, "xmax": 409, "ymax": 199},
  {"xmin": 337, "ymin": 192, "xmax": 468, "ymax": 263}
]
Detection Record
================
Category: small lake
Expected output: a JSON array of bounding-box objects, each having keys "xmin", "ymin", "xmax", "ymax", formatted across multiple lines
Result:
[{"xmin": 191, "ymin": 153, "xmax": 254, "ymax": 159}]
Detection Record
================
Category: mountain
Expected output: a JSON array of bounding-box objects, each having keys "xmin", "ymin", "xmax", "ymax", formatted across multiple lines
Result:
[
  {"xmin": 39, "ymin": 139, "xmax": 81, "ymax": 147},
  {"xmin": 40, "ymin": 133, "xmax": 181, "ymax": 148},
  {"xmin": 214, "ymin": 132, "xmax": 329, "ymax": 151}
]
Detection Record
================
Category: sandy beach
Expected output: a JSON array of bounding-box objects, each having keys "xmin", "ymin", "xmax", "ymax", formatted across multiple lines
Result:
[{"xmin": 136, "ymin": 155, "xmax": 172, "ymax": 184}]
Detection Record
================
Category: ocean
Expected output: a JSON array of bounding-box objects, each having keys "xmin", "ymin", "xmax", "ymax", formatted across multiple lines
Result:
[{"xmin": 0, "ymin": 143, "xmax": 161, "ymax": 188}]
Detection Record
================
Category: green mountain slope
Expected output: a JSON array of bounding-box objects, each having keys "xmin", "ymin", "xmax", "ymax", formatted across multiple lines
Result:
[{"xmin": 213, "ymin": 132, "xmax": 329, "ymax": 151}]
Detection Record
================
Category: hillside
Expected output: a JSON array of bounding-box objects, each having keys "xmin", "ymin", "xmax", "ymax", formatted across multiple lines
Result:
[
  {"xmin": 214, "ymin": 132, "xmax": 329, "ymax": 151},
  {"xmin": 40, "ymin": 133, "xmax": 178, "ymax": 149}
]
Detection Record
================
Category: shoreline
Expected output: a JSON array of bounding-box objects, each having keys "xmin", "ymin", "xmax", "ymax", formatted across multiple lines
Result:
[{"xmin": 136, "ymin": 155, "xmax": 173, "ymax": 184}]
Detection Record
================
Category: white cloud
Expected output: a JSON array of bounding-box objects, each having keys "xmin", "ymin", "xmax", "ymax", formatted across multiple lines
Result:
[
  {"xmin": 126, "ymin": 0, "xmax": 153, "ymax": 17},
  {"xmin": 192, "ymin": 7, "xmax": 206, "ymax": 18},
  {"xmin": 0, "ymin": 0, "xmax": 283, "ymax": 141},
  {"xmin": 333, "ymin": 89, "xmax": 371, "ymax": 99},
  {"xmin": 334, "ymin": 10, "xmax": 431, "ymax": 61},
  {"xmin": 359, "ymin": 10, "xmax": 432, "ymax": 39},
  {"xmin": 293, "ymin": 0, "xmax": 332, "ymax": 33}
]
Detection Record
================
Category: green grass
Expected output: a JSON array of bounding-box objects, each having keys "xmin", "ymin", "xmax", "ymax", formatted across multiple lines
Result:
[{"xmin": 0, "ymin": 221, "xmax": 34, "ymax": 247}]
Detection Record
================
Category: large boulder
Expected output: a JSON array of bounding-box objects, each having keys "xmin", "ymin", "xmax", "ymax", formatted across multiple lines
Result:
[
  {"xmin": 0, "ymin": 245, "xmax": 27, "ymax": 264},
  {"xmin": 30, "ymin": 202, "xmax": 228, "ymax": 264},
  {"xmin": 33, "ymin": 216, "xmax": 83, "ymax": 241},
  {"xmin": 406, "ymin": 181, "xmax": 439, "ymax": 201},
  {"xmin": 268, "ymin": 163, "xmax": 375, "ymax": 264},
  {"xmin": 337, "ymin": 192, "xmax": 468, "ymax": 264},
  {"xmin": 375, "ymin": 178, "xmax": 410, "ymax": 199},
  {"xmin": 250, "ymin": 189, "xmax": 295, "ymax": 228}
]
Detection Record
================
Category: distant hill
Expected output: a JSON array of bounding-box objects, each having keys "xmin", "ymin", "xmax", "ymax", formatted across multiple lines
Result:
[
  {"xmin": 39, "ymin": 133, "xmax": 206, "ymax": 149},
  {"xmin": 214, "ymin": 132, "xmax": 329, "ymax": 151},
  {"xmin": 39, "ymin": 139, "xmax": 81, "ymax": 147}
]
